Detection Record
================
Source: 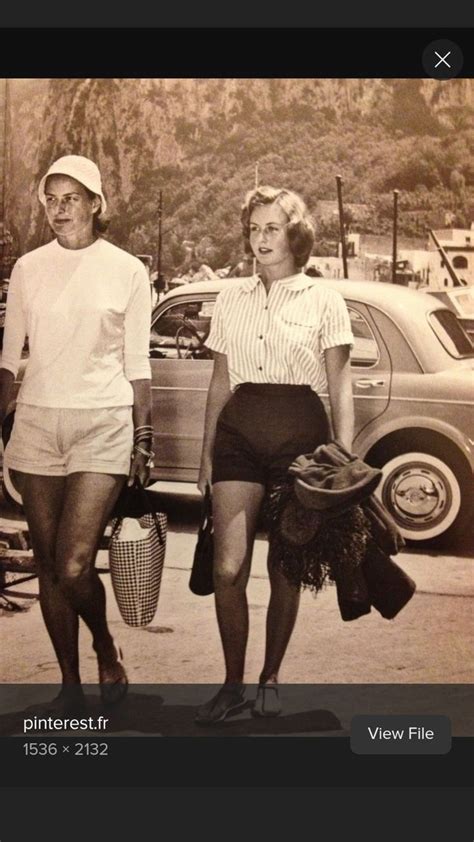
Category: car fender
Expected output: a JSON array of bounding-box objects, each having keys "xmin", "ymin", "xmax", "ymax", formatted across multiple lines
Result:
[{"xmin": 355, "ymin": 413, "xmax": 474, "ymax": 470}]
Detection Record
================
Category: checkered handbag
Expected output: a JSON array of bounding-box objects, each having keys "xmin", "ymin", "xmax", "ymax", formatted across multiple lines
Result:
[{"xmin": 109, "ymin": 483, "xmax": 167, "ymax": 627}]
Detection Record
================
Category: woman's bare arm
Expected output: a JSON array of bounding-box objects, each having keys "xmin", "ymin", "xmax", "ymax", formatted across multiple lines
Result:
[
  {"xmin": 324, "ymin": 344, "xmax": 354, "ymax": 451},
  {"xmin": 128, "ymin": 378, "xmax": 153, "ymax": 487},
  {"xmin": 197, "ymin": 351, "xmax": 231, "ymax": 494}
]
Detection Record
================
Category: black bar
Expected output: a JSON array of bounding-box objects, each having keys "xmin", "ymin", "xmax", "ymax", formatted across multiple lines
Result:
[
  {"xmin": 2, "ymin": 736, "xmax": 473, "ymax": 788},
  {"xmin": 0, "ymin": 5, "xmax": 473, "ymax": 28},
  {"xmin": 0, "ymin": 29, "xmax": 472, "ymax": 78}
]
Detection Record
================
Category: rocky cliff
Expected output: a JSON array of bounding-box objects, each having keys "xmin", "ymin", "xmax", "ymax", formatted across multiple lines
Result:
[{"xmin": 3, "ymin": 78, "xmax": 474, "ymax": 269}]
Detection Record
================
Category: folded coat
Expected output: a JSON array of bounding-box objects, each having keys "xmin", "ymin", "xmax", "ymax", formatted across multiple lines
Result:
[{"xmin": 267, "ymin": 441, "xmax": 416, "ymax": 621}]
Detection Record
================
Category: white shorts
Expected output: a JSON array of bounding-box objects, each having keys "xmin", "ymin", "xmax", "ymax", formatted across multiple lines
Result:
[{"xmin": 4, "ymin": 404, "xmax": 134, "ymax": 476}]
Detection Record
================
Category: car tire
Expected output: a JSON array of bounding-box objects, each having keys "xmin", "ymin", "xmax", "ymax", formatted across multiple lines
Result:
[
  {"xmin": 369, "ymin": 440, "xmax": 472, "ymax": 548},
  {"xmin": 1, "ymin": 411, "xmax": 23, "ymax": 509}
]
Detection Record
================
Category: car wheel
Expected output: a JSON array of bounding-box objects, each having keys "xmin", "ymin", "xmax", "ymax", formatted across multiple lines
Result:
[
  {"xmin": 372, "ymin": 445, "xmax": 471, "ymax": 546},
  {"xmin": 1, "ymin": 411, "xmax": 23, "ymax": 508}
]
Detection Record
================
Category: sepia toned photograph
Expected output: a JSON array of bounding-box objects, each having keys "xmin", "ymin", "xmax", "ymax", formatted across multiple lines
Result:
[{"xmin": 0, "ymin": 77, "xmax": 473, "ymax": 732}]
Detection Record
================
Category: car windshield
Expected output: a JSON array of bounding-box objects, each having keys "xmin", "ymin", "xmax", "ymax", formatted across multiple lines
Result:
[
  {"xmin": 428, "ymin": 309, "xmax": 474, "ymax": 358},
  {"xmin": 150, "ymin": 299, "xmax": 215, "ymax": 359}
]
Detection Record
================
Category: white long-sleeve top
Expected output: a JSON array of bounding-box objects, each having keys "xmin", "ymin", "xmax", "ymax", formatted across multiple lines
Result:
[
  {"xmin": 205, "ymin": 273, "xmax": 354, "ymax": 393},
  {"xmin": 2, "ymin": 237, "xmax": 152, "ymax": 408}
]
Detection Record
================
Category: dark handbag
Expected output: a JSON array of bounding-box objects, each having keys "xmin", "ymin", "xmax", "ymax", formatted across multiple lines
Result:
[
  {"xmin": 111, "ymin": 477, "xmax": 166, "ymax": 521},
  {"xmin": 189, "ymin": 486, "xmax": 214, "ymax": 596},
  {"xmin": 109, "ymin": 479, "xmax": 167, "ymax": 627}
]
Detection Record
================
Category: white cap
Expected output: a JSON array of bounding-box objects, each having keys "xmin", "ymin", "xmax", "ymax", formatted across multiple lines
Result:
[{"xmin": 38, "ymin": 155, "xmax": 107, "ymax": 213}]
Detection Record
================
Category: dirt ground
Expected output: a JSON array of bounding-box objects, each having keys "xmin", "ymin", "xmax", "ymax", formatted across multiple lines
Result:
[{"xmin": 1, "ymin": 510, "xmax": 473, "ymax": 686}]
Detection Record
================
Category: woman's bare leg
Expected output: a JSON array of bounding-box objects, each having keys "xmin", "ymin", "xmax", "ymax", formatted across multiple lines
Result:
[
  {"xmin": 55, "ymin": 472, "xmax": 125, "ymax": 677},
  {"xmin": 17, "ymin": 473, "xmax": 80, "ymax": 684},
  {"xmin": 251, "ymin": 558, "xmax": 301, "ymax": 716},
  {"xmin": 260, "ymin": 561, "xmax": 301, "ymax": 685},
  {"xmin": 212, "ymin": 480, "xmax": 265, "ymax": 685}
]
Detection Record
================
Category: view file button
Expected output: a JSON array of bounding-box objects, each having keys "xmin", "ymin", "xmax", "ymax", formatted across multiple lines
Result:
[{"xmin": 351, "ymin": 715, "xmax": 451, "ymax": 754}]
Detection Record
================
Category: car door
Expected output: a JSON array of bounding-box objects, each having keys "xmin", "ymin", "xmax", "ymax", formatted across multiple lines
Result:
[
  {"xmin": 344, "ymin": 300, "xmax": 392, "ymax": 444},
  {"xmin": 149, "ymin": 294, "xmax": 216, "ymax": 481}
]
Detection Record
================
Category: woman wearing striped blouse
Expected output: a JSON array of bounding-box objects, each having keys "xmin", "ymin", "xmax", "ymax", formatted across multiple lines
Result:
[{"xmin": 195, "ymin": 186, "xmax": 354, "ymax": 723}]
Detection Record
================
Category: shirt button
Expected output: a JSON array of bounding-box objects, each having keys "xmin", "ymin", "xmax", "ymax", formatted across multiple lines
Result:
[
  {"xmin": 258, "ymin": 366, "xmax": 262, "ymax": 371},
  {"xmin": 258, "ymin": 335, "xmax": 263, "ymax": 340},
  {"xmin": 264, "ymin": 306, "xmax": 268, "ymax": 310}
]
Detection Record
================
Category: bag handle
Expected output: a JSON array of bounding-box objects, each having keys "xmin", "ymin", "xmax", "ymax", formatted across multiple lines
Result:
[
  {"xmin": 112, "ymin": 478, "xmax": 166, "ymax": 545},
  {"xmin": 199, "ymin": 484, "xmax": 213, "ymax": 535},
  {"xmin": 134, "ymin": 478, "xmax": 167, "ymax": 545}
]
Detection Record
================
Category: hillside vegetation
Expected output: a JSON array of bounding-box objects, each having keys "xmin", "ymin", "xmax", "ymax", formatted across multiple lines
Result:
[{"xmin": 5, "ymin": 78, "xmax": 474, "ymax": 272}]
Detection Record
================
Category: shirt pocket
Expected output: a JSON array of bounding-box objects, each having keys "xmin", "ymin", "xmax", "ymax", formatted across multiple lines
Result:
[{"xmin": 276, "ymin": 303, "xmax": 319, "ymax": 348}]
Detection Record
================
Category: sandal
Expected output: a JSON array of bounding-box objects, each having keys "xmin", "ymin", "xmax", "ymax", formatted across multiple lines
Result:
[
  {"xmin": 195, "ymin": 684, "xmax": 246, "ymax": 725},
  {"xmin": 252, "ymin": 683, "xmax": 282, "ymax": 718},
  {"xmin": 98, "ymin": 642, "xmax": 128, "ymax": 707}
]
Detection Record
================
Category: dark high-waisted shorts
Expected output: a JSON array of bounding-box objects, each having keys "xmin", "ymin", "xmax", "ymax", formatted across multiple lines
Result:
[{"xmin": 212, "ymin": 383, "xmax": 329, "ymax": 486}]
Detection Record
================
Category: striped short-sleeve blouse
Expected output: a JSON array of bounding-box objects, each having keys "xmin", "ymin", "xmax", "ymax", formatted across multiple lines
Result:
[{"xmin": 205, "ymin": 272, "xmax": 353, "ymax": 393}]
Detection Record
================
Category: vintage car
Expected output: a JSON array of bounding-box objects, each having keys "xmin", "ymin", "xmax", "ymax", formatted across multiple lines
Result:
[{"xmin": 2, "ymin": 277, "xmax": 474, "ymax": 547}]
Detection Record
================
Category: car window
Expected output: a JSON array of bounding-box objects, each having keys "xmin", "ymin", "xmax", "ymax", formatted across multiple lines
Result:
[
  {"xmin": 150, "ymin": 299, "xmax": 215, "ymax": 359},
  {"xmin": 450, "ymin": 289, "xmax": 474, "ymax": 318},
  {"xmin": 348, "ymin": 307, "xmax": 379, "ymax": 367},
  {"xmin": 428, "ymin": 309, "xmax": 474, "ymax": 358}
]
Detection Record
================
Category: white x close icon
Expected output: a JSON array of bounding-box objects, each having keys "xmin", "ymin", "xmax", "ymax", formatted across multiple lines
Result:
[{"xmin": 434, "ymin": 51, "xmax": 452, "ymax": 68}]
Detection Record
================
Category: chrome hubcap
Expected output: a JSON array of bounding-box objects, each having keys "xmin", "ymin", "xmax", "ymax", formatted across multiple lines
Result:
[{"xmin": 385, "ymin": 465, "xmax": 448, "ymax": 526}]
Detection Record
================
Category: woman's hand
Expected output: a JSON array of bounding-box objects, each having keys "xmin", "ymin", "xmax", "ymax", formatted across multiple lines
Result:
[
  {"xmin": 128, "ymin": 450, "xmax": 150, "ymax": 488},
  {"xmin": 197, "ymin": 453, "xmax": 213, "ymax": 496}
]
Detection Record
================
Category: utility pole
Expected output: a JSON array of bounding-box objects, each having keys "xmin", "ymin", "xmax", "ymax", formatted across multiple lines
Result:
[
  {"xmin": 156, "ymin": 189, "xmax": 164, "ymax": 296},
  {"xmin": 392, "ymin": 189, "xmax": 399, "ymax": 284},
  {"xmin": 253, "ymin": 161, "xmax": 259, "ymax": 275},
  {"xmin": 335, "ymin": 174, "xmax": 349, "ymax": 278}
]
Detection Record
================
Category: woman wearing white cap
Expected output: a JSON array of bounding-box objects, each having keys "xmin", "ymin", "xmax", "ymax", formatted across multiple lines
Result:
[{"xmin": 0, "ymin": 155, "xmax": 153, "ymax": 712}]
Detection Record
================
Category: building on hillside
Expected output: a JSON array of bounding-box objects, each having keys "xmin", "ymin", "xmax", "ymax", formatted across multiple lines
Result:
[
  {"xmin": 426, "ymin": 226, "xmax": 474, "ymax": 288},
  {"xmin": 309, "ymin": 225, "xmax": 474, "ymax": 287}
]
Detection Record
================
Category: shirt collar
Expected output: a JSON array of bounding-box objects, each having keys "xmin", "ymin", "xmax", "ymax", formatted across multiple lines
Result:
[
  {"xmin": 240, "ymin": 272, "xmax": 320, "ymax": 293},
  {"xmin": 240, "ymin": 274, "xmax": 261, "ymax": 292}
]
